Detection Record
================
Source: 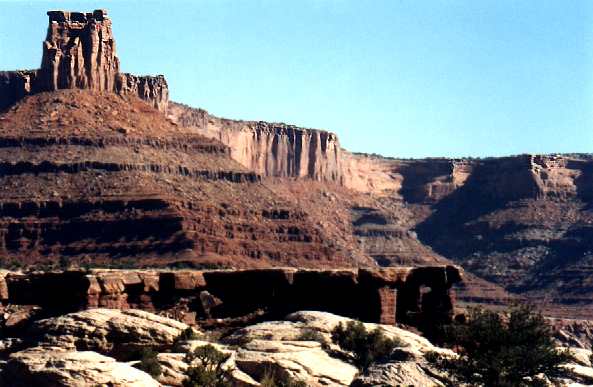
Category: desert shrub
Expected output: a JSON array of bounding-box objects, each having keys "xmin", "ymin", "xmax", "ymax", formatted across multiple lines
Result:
[
  {"xmin": 296, "ymin": 329, "xmax": 329, "ymax": 347},
  {"xmin": 173, "ymin": 327, "xmax": 200, "ymax": 351},
  {"xmin": 133, "ymin": 348, "xmax": 162, "ymax": 379},
  {"xmin": 427, "ymin": 304, "xmax": 573, "ymax": 387},
  {"xmin": 331, "ymin": 320, "xmax": 403, "ymax": 372},
  {"xmin": 260, "ymin": 367, "xmax": 308, "ymax": 387},
  {"xmin": 183, "ymin": 344, "xmax": 232, "ymax": 387}
]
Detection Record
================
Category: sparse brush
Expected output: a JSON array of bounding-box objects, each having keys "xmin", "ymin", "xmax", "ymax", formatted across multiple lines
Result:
[
  {"xmin": 331, "ymin": 320, "xmax": 404, "ymax": 372},
  {"xmin": 183, "ymin": 344, "xmax": 232, "ymax": 387},
  {"xmin": 172, "ymin": 327, "xmax": 201, "ymax": 352},
  {"xmin": 260, "ymin": 367, "xmax": 308, "ymax": 387},
  {"xmin": 133, "ymin": 348, "xmax": 162, "ymax": 379},
  {"xmin": 296, "ymin": 329, "xmax": 329, "ymax": 349}
]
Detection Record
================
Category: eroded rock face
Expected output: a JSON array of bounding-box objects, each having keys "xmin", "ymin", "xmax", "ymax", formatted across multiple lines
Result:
[
  {"xmin": 237, "ymin": 340, "xmax": 357, "ymax": 386},
  {"xmin": 0, "ymin": 71, "xmax": 36, "ymax": 111},
  {"xmin": 40, "ymin": 10, "xmax": 119, "ymax": 92},
  {"xmin": 0, "ymin": 10, "xmax": 168, "ymax": 112},
  {"xmin": 2, "ymin": 346, "xmax": 159, "ymax": 387},
  {"xmin": 0, "ymin": 267, "xmax": 462, "ymax": 331},
  {"xmin": 168, "ymin": 103, "xmax": 342, "ymax": 182},
  {"xmin": 221, "ymin": 311, "xmax": 453, "ymax": 387},
  {"xmin": 30, "ymin": 309, "xmax": 189, "ymax": 355},
  {"xmin": 0, "ymin": 89, "xmax": 346, "ymax": 268}
]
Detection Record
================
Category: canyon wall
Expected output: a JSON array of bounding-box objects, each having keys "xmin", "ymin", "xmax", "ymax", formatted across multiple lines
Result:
[
  {"xmin": 168, "ymin": 103, "xmax": 342, "ymax": 182},
  {"xmin": 0, "ymin": 266, "xmax": 462, "ymax": 327},
  {"xmin": 341, "ymin": 152, "xmax": 593, "ymax": 202},
  {"xmin": 0, "ymin": 89, "xmax": 353, "ymax": 268},
  {"xmin": 0, "ymin": 10, "xmax": 168, "ymax": 112}
]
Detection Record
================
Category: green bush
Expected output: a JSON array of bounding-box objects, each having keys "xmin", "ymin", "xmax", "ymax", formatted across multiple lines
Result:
[
  {"xmin": 133, "ymin": 348, "xmax": 162, "ymax": 379},
  {"xmin": 183, "ymin": 344, "xmax": 232, "ymax": 387},
  {"xmin": 331, "ymin": 320, "xmax": 403, "ymax": 372},
  {"xmin": 427, "ymin": 304, "xmax": 573, "ymax": 386}
]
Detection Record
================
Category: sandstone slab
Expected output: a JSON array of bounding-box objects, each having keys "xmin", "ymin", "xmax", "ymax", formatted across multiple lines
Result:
[
  {"xmin": 30, "ymin": 308, "xmax": 189, "ymax": 354},
  {"xmin": 2, "ymin": 346, "xmax": 159, "ymax": 387}
]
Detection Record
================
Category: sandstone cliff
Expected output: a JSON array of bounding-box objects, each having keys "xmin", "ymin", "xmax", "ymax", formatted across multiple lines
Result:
[
  {"xmin": 0, "ymin": 10, "xmax": 168, "ymax": 112},
  {"xmin": 0, "ymin": 90, "xmax": 349, "ymax": 268},
  {"xmin": 168, "ymin": 103, "xmax": 342, "ymax": 182},
  {"xmin": 342, "ymin": 152, "xmax": 593, "ymax": 202}
]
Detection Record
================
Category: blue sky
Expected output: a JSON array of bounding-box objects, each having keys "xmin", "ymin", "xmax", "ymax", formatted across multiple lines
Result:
[{"xmin": 1, "ymin": 1, "xmax": 592, "ymax": 158}]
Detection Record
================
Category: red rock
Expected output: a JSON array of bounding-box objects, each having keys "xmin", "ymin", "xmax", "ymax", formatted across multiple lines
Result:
[{"xmin": 0, "ymin": 10, "xmax": 168, "ymax": 112}]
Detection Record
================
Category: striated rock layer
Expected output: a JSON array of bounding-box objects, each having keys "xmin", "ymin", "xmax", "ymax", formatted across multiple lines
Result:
[
  {"xmin": 168, "ymin": 103, "xmax": 342, "ymax": 182},
  {"xmin": 0, "ymin": 10, "xmax": 168, "ymax": 112},
  {"xmin": 0, "ymin": 90, "xmax": 346, "ymax": 268},
  {"xmin": 341, "ymin": 151, "xmax": 593, "ymax": 309}
]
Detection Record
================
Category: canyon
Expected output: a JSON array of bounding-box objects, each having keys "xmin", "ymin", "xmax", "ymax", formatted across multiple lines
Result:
[
  {"xmin": 169, "ymin": 101, "xmax": 593, "ymax": 312},
  {"xmin": 0, "ymin": 9, "xmax": 592, "ymax": 319},
  {"xmin": 0, "ymin": 7, "xmax": 592, "ymax": 386}
]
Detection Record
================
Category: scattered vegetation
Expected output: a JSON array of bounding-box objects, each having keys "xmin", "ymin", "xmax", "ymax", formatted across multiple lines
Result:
[
  {"xmin": 132, "ymin": 348, "xmax": 162, "ymax": 379},
  {"xmin": 183, "ymin": 344, "xmax": 233, "ymax": 387},
  {"xmin": 427, "ymin": 304, "xmax": 573, "ymax": 387},
  {"xmin": 172, "ymin": 327, "xmax": 201, "ymax": 352},
  {"xmin": 259, "ymin": 368, "xmax": 308, "ymax": 387},
  {"xmin": 296, "ymin": 329, "xmax": 329, "ymax": 348},
  {"xmin": 331, "ymin": 320, "xmax": 404, "ymax": 372}
]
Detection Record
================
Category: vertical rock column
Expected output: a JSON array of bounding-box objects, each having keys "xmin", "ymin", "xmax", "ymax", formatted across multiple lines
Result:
[
  {"xmin": 378, "ymin": 287, "xmax": 397, "ymax": 325},
  {"xmin": 40, "ymin": 10, "xmax": 119, "ymax": 92}
]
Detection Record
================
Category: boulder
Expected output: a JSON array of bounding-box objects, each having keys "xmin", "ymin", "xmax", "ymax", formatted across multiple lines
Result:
[
  {"xmin": 154, "ymin": 353, "xmax": 187, "ymax": 386},
  {"xmin": 2, "ymin": 346, "xmax": 159, "ymax": 387},
  {"xmin": 223, "ymin": 311, "xmax": 454, "ymax": 386},
  {"xmin": 30, "ymin": 308, "xmax": 189, "ymax": 355},
  {"xmin": 236, "ymin": 339, "xmax": 357, "ymax": 386},
  {"xmin": 230, "ymin": 311, "xmax": 454, "ymax": 358}
]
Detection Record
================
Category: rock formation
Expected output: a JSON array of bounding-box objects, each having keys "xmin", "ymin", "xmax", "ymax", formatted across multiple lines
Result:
[
  {"xmin": 0, "ymin": 266, "xmax": 462, "ymax": 329},
  {"xmin": 3, "ymin": 7, "xmax": 593, "ymax": 318},
  {"xmin": 3, "ymin": 346, "xmax": 160, "ymax": 387},
  {"xmin": 168, "ymin": 103, "xmax": 342, "ymax": 182},
  {"xmin": 40, "ymin": 10, "xmax": 119, "ymax": 92},
  {"xmin": 30, "ymin": 309, "xmax": 189, "ymax": 354},
  {"xmin": 338, "ymin": 151, "xmax": 593, "ymax": 312},
  {"xmin": 0, "ymin": 90, "xmax": 346, "ymax": 268},
  {"xmin": 0, "ymin": 10, "xmax": 168, "ymax": 112}
]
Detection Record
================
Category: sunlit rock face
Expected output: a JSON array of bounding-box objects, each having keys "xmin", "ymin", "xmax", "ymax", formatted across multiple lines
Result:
[{"xmin": 168, "ymin": 102, "xmax": 343, "ymax": 182}]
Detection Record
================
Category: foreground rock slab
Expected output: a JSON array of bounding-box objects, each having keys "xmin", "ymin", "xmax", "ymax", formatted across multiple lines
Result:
[
  {"xmin": 223, "ymin": 311, "xmax": 453, "ymax": 386},
  {"xmin": 31, "ymin": 308, "xmax": 189, "ymax": 354},
  {"xmin": 1, "ymin": 346, "xmax": 159, "ymax": 387}
]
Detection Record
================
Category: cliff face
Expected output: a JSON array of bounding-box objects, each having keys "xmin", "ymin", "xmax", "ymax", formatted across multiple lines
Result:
[
  {"xmin": 0, "ymin": 10, "xmax": 168, "ymax": 112},
  {"xmin": 167, "ymin": 103, "xmax": 593, "ymax": 308},
  {"xmin": 342, "ymin": 152, "xmax": 592, "ymax": 202},
  {"xmin": 340, "ymin": 152, "xmax": 593, "ymax": 307},
  {"xmin": 168, "ymin": 103, "xmax": 342, "ymax": 182},
  {"xmin": 0, "ymin": 89, "xmax": 351, "ymax": 268}
]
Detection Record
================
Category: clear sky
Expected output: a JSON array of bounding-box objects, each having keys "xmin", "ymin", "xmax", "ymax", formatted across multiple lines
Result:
[{"xmin": 1, "ymin": 0, "xmax": 592, "ymax": 158}]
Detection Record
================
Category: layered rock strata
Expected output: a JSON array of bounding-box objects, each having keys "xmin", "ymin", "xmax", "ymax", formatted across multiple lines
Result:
[
  {"xmin": 0, "ymin": 90, "xmax": 344, "ymax": 267},
  {"xmin": 0, "ymin": 266, "xmax": 462, "ymax": 328},
  {"xmin": 168, "ymin": 103, "xmax": 342, "ymax": 182},
  {"xmin": 338, "ymin": 152, "xmax": 593, "ymax": 309},
  {"xmin": 0, "ymin": 10, "xmax": 168, "ymax": 112}
]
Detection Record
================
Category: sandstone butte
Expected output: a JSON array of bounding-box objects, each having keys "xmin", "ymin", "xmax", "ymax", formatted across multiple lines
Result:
[{"xmin": 1, "ymin": 8, "xmax": 593, "ymax": 323}]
